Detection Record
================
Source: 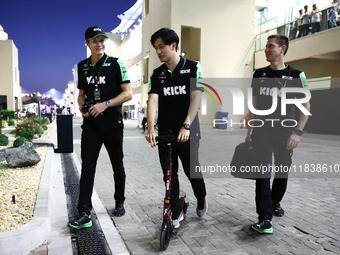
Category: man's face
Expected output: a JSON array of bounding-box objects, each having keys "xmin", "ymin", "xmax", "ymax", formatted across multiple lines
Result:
[
  {"xmin": 153, "ymin": 37, "xmax": 176, "ymax": 63},
  {"xmin": 264, "ymin": 38, "xmax": 284, "ymax": 63},
  {"xmin": 86, "ymin": 36, "xmax": 106, "ymax": 56},
  {"xmin": 304, "ymin": 6, "xmax": 308, "ymax": 11}
]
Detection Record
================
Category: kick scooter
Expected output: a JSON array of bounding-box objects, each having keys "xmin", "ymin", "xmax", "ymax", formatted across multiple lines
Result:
[{"xmin": 156, "ymin": 133, "xmax": 189, "ymax": 251}]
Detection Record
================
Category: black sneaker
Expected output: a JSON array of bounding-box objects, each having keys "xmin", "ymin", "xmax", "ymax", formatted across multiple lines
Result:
[
  {"xmin": 67, "ymin": 212, "xmax": 92, "ymax": 229},
  {"xmin": 273, "ymin": 202, "xmax": 284, "ymax": 217},
  {"xmin": 113, "ymin": 202, "xmax": 125, "ymax": 217},
  {"xmin": 250, "ymin": 220, "xmax": 273, "ymax": 234}
]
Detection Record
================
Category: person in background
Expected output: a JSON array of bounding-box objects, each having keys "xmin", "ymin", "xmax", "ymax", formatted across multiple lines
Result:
[
  {"xmin": 302, "ymin": 5, "xmax": 311, "ymax": 36},
  {"xmin": 296, "ymin": 9, "xmax": 303, "ymax": 38},
  {"xmin": 311, "ymin": 4, "xmax": 322, "ymax": 33},
  {"xmin": 329, "ymin": 0, "xmax": 340, "ymax": 28}
]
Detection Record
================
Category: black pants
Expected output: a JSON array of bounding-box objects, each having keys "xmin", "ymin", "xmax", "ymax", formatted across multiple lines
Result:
[
  {"xmin": 252, "ymin": 133, "xmax": 292, "ymax": 221},
  {"xmin": 312, "ymin": 22, "xmax": 320, "ymax": 33},
  {"xmin": 297, "ymin": 26, "xmax": 303, "ymax": 38},
  {"xmin": 142, "ymin": 117, "xmax": 147, "ymax": 131},
  {"xmin": 302, "ymin": 23, "xmax": 310, "ymax": 36},
  {"xmin": 158, "ymin": 138, "xmax": 206, "ymax": 213},
  {"xmin": 78, "ymin": 125, "xmax": 125, "ymax": 215}
]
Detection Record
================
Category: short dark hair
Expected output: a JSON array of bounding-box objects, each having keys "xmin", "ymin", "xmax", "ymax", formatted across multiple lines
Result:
[
  {"xmin": 267, "ymin": 34, "xmax": 289, "ymax": 55},
  {"xmin": 150, "ymin": 28, "xmax": 179, "ymax": 51}
]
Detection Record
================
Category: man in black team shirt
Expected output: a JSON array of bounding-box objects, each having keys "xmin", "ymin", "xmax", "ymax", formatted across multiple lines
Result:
[
  {"xmin": 67, "ymin": 26, "xmax": 132, "ymax": 229},
  {"xmin": 245, "ymin": 34, "xmax": 310, "ymax": 234},
  {"xmin": 145, "ymin": 28, "xmax": 207, "ymax": 229}
]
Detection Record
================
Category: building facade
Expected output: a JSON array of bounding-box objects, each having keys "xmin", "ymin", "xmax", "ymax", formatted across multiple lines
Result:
[{"xmin": 0, "ymin": 25, "xmax": 22, "ymax": 112}]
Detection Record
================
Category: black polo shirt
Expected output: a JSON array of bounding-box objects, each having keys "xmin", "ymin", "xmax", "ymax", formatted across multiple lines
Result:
[
  {"xmin": 148, "ymin": 56, "xmax": 203, "ymax": 138},
  {"xmin": 251, "ymin": 64, "xmax": 309, "ymax": 137},
  {"xmin": 77, "ymin": 53, "xmax": 130, "ymax": 130}
]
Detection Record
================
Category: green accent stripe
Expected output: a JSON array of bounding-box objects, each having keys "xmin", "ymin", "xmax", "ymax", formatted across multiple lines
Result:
[
  {"xmin": 299, "ymin": 72, "xmax": 309, "ymax": 89},
  {"xmin": 117, "ymin": 59, "xmax": 130, "ymax": 82},
  {"xmin": 196, "ymin": 62, "xmax": 203, "ymax": 88},
  {"xmin": 181, "ymin": 58, "xmax": 187, "ymax": 69},
  {"xmin": 148, "ymin": 71, "xmax": 154, "ymax": 92}
]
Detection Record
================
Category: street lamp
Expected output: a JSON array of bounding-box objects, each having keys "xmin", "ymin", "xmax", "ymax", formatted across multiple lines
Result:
[{"xmin": 51, "ymin": 88, "xmax": 55, "ymax": 99}]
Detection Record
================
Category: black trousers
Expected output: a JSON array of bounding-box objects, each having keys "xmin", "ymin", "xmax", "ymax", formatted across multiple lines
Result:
[
  {"xmin": 312, "ymin": 22, "xmax": 321, "ymax": 33},
  {"xmin": 252, "ymin": 133, "xmax": 292, "ymax": 221},
  {"xmin": 158, "ymin": 138, "xmax": 206, "ymax": 213},
  {"xmin": 78, "ymin": 125, "xmax": 125, "ymax": 215},
  {"xmin": 142, "ymin": 117, "xmax": 147, "ymax": 130}
]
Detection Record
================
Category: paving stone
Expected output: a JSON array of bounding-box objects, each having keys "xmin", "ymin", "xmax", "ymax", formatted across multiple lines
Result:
[{"xmin": 71, "ymin": 119, "xmax": 340, "ymax": 255}]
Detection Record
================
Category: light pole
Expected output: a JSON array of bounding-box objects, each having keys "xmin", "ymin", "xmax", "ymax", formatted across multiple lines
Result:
[{"xmin": 51, "ymin": 88, "xmax": 55, "ymax": 100}]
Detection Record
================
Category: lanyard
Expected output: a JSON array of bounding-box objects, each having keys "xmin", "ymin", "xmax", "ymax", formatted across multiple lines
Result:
[
  {"xmin": 269, "ymin": 67, "xmax": 291, "ymax": 88},
  {"xmin": 87, "ymin": 55, "xmax": 109, "ymax": 87}
]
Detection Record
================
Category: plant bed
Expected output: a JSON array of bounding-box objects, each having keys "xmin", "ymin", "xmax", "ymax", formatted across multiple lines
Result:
[{"xmin": 0, "ymin": 123, "xmax": 52, "ymax": 233}]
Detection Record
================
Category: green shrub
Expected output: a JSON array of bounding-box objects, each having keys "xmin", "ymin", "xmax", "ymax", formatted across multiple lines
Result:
[
  {"xmin": 14, "ymin": 120, "xmax": 36, "ymax": 141},
  {"xmin": 1, "ymin": 119, "xmax": 8, "ymax": 128},
  {"xmin": 13, "ymin": 137, "xmax": 27, "ymax": 147},
  {"xmin": 33, "ymin": 116, "xmax": 50, "ymax": 125},
  {"xmin": 1, "ymin": 110, "xmax": 15, "ymax": 119},
  {"xmin": 14, "ymin": 118, "xmax": 47, "ymax": 141},
  {"xmin": 0, "ymin": 134, "xmax": 9, "ymax": 146},
  {"xmin": 8, "ymin": 118, "xmax": 16, "ymax": 126},
  {"xmin": 35, "ymin": 125, "xmax": 45, "ymax": 137}
]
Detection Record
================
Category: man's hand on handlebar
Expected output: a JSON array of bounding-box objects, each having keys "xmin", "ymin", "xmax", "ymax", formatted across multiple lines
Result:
[{"xmin": 177, "ymin": 127, "xmax": 190, "ymax": 143}]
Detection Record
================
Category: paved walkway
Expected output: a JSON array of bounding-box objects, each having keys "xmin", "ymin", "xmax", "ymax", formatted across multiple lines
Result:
[
  {"xmin": 72, "ymin": 118, "xmax": 340, "ymax": 254},
  {"xmin": 2, "ymin": 117, "xmax": 340, "ymax": 254}
]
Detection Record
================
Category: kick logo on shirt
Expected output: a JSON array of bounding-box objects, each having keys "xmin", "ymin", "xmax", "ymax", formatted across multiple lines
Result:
[{"xmin": 163, "ymin": 85, "xmax": 186, "ymax": 96}]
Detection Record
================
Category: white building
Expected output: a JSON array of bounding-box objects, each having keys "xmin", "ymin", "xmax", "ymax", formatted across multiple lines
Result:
[
  {"xmin": 0, "ymin": 25, "xmax": 22, "ymax": 111},
  {"xmin": 63, "ymin": 81, "xmax": 75, "ymax": 114}
]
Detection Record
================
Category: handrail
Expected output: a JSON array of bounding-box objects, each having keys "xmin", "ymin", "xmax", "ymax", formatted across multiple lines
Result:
[{"xmin": 255, "ymin": 4, "xmax": 339, "ymax": 51}]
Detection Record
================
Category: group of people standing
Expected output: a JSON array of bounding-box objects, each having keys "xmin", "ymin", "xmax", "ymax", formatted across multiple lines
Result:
[
  {"xmin": 67, "ymin": 25, "xmax": 310, "ymax": 236},
  {"xmin": 290, "ymin": 1, "xmax": 339, "ymax": 40}
]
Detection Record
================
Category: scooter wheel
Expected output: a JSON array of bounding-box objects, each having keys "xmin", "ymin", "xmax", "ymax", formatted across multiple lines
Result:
[{"xmin": 160, "ymin": 220, "xmax": 171, "ymax": 251}]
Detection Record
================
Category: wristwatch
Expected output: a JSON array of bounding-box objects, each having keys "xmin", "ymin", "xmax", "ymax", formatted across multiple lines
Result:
[
  {"xmin": 105, "ymin": 100, "xmax": 111, "ymax": 108},
  {"xmin": 293, "ymin": 129, "xmax": 303, "ymax": 136},
  {"xmin": 183, "ymin": 124, "xmax": 190, "ymax": 130}
]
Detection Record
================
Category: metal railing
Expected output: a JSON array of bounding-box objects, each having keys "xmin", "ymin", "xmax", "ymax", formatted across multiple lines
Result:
[{"xmin": 255, "ymin": 5, "xmax": 340, "ymax": 51}]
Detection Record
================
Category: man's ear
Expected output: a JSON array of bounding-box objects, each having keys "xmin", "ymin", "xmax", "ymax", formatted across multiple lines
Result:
[
  {"xmin": 85, "ymin": 40, "xmax": 89, "ymax": 47},
  {"xmin": 281, "ymin": 45, "xmax": 287, "ymax": 54},
  {"xmin": 170, "ymin": 42, "xmax": 177, "ymax": 51}
]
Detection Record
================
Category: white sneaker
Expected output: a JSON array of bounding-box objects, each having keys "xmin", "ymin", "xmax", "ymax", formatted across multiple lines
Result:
[
  {"xmin": 172, "ymin": 211, "xmax": 184, "ymax": 228},
  {"xmin": 197, "ymin": 196, "xmax": 208, "ymax": 217}
]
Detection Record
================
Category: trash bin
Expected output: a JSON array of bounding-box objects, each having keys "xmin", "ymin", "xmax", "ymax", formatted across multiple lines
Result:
[
  {"xmin": 42, "ymin": 113, "xmax": 52, "ymax": 123},
  {"xmin": 55, "ymin": 114, "xmax": 73, "ymax": 153},
  {"xmin": 215, "ymin": 111, "xmax": 228, "ymax": 129}
]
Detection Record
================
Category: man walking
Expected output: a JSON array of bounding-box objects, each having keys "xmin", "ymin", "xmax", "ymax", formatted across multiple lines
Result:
[
  {"xmin": 245, "ymin": 34, "xmax": 310, "ymax": 234},
  {"xmin": 145, "ymin": 28, "xmax": 207, "ymax": 228},
  {"xmin": 67, "ymin": 26, "xmax": 132, "ymax": 229}
]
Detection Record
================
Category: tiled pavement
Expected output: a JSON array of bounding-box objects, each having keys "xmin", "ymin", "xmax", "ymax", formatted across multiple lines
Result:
[{"xmin": 73, "ymin": 117, "xmax": 340, "ymax": 255}]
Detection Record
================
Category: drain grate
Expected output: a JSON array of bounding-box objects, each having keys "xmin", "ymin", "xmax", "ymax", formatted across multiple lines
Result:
[{"xmin": 61, "ymin": 153, "xmax": 112, "ymax": 255}]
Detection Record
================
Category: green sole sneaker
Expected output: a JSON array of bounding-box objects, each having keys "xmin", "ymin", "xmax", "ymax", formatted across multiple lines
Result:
[
  {"xmin": 67, "ymin": 220, "xmax": 92, "ymax": 229},
  {"xmin": 251, "ymin": 225, "xmax": 273, "ymax": 234},
  {"xmin": 250, "ymin": 220, "xmax": 273, "ymax": 234}
]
